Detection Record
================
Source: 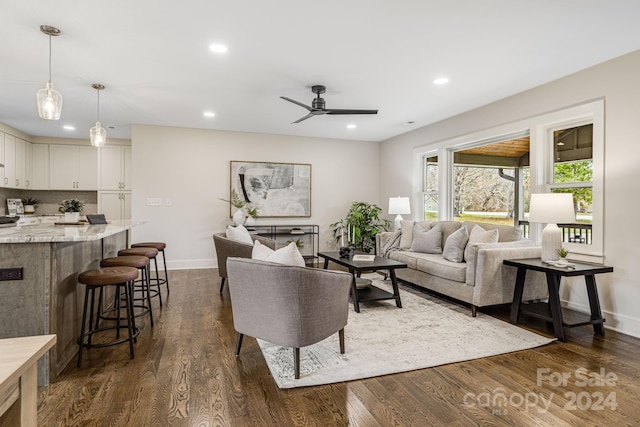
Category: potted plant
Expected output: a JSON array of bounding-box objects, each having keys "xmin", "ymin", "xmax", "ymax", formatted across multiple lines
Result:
[
  {"xmin": 330, "ymin": 201, "xmax": 391, "ymax": 253},
  {"xmin": 220, "ymin": 189, "xmax": 259, "ymax": 226},
  {"xmin": 59, "ymin": 198, "xmax": 85, "ymax": 223},
  {"xmin": 22, "ymin": 198, "xmax": 39, "ymax": 215}
]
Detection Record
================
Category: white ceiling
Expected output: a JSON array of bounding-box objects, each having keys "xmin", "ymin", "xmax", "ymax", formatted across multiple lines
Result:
[{"xmin": 2, "ymin": 0, "xmax": 640, "ymax": 143}]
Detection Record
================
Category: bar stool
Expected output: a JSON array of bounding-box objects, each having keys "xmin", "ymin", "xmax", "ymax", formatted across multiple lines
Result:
[
  {"xmin": 101, "ymin": 255, "xmax": 154, "ymax": 327},
  {"xmin": 77, "ymin": 266, "xmax": 139, "ymax": 367},
  {"xmin": 131, "ymin": 242, "xmax": 169, "ymax": 296},
  {"xmin": 118, "ymin": 247, "xmax": 163, "ymax": 306}
]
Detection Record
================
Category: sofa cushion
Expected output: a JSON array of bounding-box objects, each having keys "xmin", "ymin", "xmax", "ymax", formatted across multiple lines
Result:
[
  {"xmin": 464, "ymin": 224, "xmax": 499, "ymax": 261},
  {"xmin": 438, "ymin": 221, "xmax": 464, "ymax": 248},
  {"xmin": 399, "ymin": 220, "xmax": 432, "ymax": 249},
  {"xmin": 410, "ymin": 223, "xmax": 442, "ymax": 254},
  {"xmin": 442, "ymin": 225, "xmax": 469, "ymax": 263},
  {"xmin": 252, "ymin": 240, "xmax": 306, "ymax": 267},
  {"xmin": 416, "ymin": 255, "xmax": 467, "ymax": 283},
  {"xmin": 462, "ymin": 221, "xmax": 520, "ymax": 242},
  {"xmin": 226, "ymin": 224, "xmax": 253, "ymax": 245}
]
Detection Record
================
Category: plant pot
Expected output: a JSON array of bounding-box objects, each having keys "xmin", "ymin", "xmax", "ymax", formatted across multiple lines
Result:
[
  {"xmin": 245, "ymin": 216, "xmax": 256, "ymax": 226},
  {"xmin": 232, "ymin": 209, "xmax": 245, "ymax": 226},
  {"xmin": 65, "ymin": 212, "xmax": 80, "ymax": 223},
  {"xmin": 24, "ymin": 205, "xmax": 35, "ymax": 214}
]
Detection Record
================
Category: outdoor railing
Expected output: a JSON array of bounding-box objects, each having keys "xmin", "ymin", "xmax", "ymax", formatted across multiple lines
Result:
[{"xmin": 518, "ymin": 220, "xmax": 592, "ymax": 245}]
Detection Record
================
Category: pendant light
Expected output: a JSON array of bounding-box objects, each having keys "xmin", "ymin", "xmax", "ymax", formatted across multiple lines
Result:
[
  {"xmin": 36, "ymin": 25, "xmax": 63, "ymax": 120},
  {"xmin": 89, "ymin": 84, "xmax": 107, "ymax": 147}
]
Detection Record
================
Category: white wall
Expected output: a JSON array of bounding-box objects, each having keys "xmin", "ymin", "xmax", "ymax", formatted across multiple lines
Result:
[
  {"xmin": 379, "ymin": 49, "xmax": 640, "ymax": 338},
  {"xmin": 131, "ymin": 125, "xmax": 380, "ymax": 269}
]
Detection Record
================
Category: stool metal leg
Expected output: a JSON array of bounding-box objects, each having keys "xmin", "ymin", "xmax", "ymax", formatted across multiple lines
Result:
[
  {"xmin": 152, "ymin": 257, "xmax": 163, "ymax": 307},
  {"xmin": 124, "ymin": 280, "xmax": 135, "ymax": 359},
  {"xmin": 161, "ymin": 249, "xmax": 170, "ymax": 294},
  {"xmin": 77, "ymin": 287, "xmax": 91, "ymax": 367}
]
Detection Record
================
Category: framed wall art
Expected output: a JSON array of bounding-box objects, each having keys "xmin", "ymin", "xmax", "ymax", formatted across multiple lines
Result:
[{"xmin": 230, "ymin": 161, "xmax": 311, "ymax": 218}]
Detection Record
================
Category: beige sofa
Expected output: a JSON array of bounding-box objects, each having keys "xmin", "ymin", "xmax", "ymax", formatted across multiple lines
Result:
[{"xmin": 376, "ymin": 221, "xmax": 548, "ymax": 316}]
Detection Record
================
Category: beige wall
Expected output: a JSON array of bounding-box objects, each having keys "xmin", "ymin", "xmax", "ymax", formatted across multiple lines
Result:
[
  {"xmin": 130, "ymin": 125, "xmax": 380, "ymax": 269},
  {"xmin": 379, "ymin": 49, "xmax": 640, "ymax": 338}
]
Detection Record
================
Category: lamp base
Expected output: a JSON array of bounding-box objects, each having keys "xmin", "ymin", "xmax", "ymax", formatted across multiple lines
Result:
[
  {"xmin": 541, "ymin": 223, "xmax": 562, "ymax": 262},
  {"xmin": 394, "ymin": 214, "xmax": 403, "ymax": 231}
]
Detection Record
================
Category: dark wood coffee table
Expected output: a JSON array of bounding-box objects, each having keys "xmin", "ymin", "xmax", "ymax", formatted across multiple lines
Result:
[{"xmin": 317, "ymin": 251, "xmax": 407, "ymax": 313}]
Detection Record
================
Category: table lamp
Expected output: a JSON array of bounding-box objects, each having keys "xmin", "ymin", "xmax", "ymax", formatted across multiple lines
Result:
[
  {"xmin": 528, "ymin": 193, "xmax": 576, "ymax": 262},
  {"xmin": 388, "ymin": 197, "xmax": 411, "ymax": 231}
]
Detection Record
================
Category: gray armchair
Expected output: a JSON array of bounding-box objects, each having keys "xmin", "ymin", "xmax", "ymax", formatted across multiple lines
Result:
[
  {"xmin": 213, "ymin": 232, "xmax": 276, "ymax": 293},
  {"xmin": 226, "ymin": 257, "xmax": 352, "ymax": 379}
]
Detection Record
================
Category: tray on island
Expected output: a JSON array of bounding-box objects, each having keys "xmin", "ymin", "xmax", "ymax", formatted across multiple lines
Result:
[{"xmin": 54, "ymin": 221, "xmax": 88, "ymax": 226}]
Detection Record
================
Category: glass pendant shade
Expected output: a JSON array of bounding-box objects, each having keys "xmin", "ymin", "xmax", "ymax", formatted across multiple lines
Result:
[
  {"xmin": 37, "ymin": 82, "xmax": 63, "ymax": 120},
  {"xmin": 90, "ymin": 122, "xmax": 106, "ymax": 147}
]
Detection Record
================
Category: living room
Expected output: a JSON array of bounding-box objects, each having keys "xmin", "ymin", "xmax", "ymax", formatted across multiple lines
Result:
[{"xmin": 2, "ymin": 1, "xmax": 640, "ymax": 425}]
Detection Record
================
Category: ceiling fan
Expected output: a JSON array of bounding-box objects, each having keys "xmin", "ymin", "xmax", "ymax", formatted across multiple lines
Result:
[{"xmin": 280, "ymin": 85, "xmax": 378, "ymax": 124}]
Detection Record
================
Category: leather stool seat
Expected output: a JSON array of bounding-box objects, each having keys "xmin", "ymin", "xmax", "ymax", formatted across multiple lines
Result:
[
  {"xmin": 132, "ymin": 242, "xmax": 166, "ymax": 251},
  {"xmin": 101, "ymin": 255, "xmax": 154, "ymax": 327},
  {"xmin": 119, "ymin": 247, "xmax": 158, "ymax": 259},
  {"xmin": 77, "ymin": 266, "xmax": 139, "ymax": 367}
]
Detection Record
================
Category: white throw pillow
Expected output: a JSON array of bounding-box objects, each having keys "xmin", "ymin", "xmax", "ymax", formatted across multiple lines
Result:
[
  {"xmin": 252, "ymin": 241, "xmax": 306, "ymax": 267},
  {"xmin": 442, "ymin": 225, "xmax": 469, "ymax": 263},
  {"xmin": 226, "ymin": 224, "xmax": 253, "ymax": 245},
  {"xmin": 464, "ymin": 225, "xmax": 499, "ymax": 261},
  {"xmin": 399, "ymin": 220, "xmax": 432, "ymax": 249},
  {"xmin": 410, "ymin": 223, "xmax": 442, "ymax": 254}
]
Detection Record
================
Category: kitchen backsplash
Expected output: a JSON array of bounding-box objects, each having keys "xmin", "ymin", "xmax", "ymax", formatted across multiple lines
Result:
[{"xmin": 0, "ymin": 188, "xmax": 98, "ymax": 216}]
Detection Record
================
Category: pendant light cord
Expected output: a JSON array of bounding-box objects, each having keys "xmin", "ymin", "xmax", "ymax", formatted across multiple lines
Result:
[
  {"xmin": 96, "ymin": 89, "xmax": 100, "ymax": 121},
  {"xmin": 48, "ymin": 34, "xmax": 52, "ymax": 83}
]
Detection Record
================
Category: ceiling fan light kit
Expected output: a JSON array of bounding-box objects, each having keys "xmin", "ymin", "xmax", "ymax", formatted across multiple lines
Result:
[
  {"xmin": 36, "ymin": 25, "xmax": 63, "ymax": 120},
  {"xmin": 280, "ymin": 85, "xmax": 378, "ymax": 124},
  {"xmin": 90, "ymin": 84, "xmax": 107, "ymax": 147}
]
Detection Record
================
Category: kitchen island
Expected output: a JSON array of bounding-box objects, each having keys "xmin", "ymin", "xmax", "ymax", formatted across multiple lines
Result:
[{"xmin": 0, "ymin": 220, "xmax": 143, "ymax": 385}]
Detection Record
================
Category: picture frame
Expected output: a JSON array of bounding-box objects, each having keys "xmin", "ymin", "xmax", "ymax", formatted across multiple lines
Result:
[{"xmin": 230, "ymin": 161, "xmax": 311, "ymax": 218}]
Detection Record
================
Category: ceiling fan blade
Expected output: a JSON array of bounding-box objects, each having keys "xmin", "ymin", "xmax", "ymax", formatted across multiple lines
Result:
[
  {"xmin": 326, "ymin": 109, "xmax": 378, "ymax": 115},
  {"xmin": 292, "ymin": 113, "xmax": 315, "ymax": 124},
  {"xmin": 280, "ymin": 96, "xmax": 312, "ymax": 111}
]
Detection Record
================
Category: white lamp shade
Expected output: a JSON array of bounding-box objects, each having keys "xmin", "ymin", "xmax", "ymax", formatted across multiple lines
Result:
[
  {"xmin": 528, "ymin": 193, "xmax": 576, "ymax": 262},
  {"xmin": 36, "ymin": 82, "xmax": 63, "ymax": 120},
  {"xmin": 90, "ymin": 122, "xmax": 107, "ymax": 147},
  {"xmin": 388, "ymin": 197, "xmax": 411, "ymax": 215},
  {"xmin": 528, "ymin": 193, "xmax": 575, "ymax": 224}
]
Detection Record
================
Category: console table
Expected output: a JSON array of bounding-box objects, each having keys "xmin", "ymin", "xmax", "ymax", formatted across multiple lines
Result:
[
  {"xmin": 248, "ymin": 224, "xmax": 319, "ymax": 265},
  {"xmin": 505, "ymin": 258, "xmax": 613, "ymax": 342}
]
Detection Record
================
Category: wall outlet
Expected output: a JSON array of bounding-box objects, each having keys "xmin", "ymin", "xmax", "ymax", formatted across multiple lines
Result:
[
  {"xmin": 146, "ymin": 198, "xmax": 162, "ymax": 207},
  {"xmin": 165, "ymin": 198, "xmax": 172, "ymax": 206},
  {"xmin": 0, "ymin": 268, "xmax": 23, "ymax": 281}
]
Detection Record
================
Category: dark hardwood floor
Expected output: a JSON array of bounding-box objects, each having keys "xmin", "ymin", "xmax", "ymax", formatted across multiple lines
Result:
[{"xmin": 37, "ymin": 269, "xmax": 640, "ymax": 426}]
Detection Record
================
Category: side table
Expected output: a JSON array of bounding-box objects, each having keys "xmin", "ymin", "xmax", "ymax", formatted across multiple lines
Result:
[{"xmin": 504, "ymin": 258, "xmax": 613, "ymax": 342}]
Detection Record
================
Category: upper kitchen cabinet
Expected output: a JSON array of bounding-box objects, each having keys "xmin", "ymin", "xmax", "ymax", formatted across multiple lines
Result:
[
  {"xmin": 30, "ymin": 143, "xmax": 49, "ymax": 189},
  {"xmin": 98, "ymin": 145, "xmax": 131, "ymax": 190},
  {"xmin": 2, "ymin": 134, "xmax": 27, "ymax": 189},
  {"xmin": 49, "ymin": 144, "xmax": 97, "ymax": 190}
]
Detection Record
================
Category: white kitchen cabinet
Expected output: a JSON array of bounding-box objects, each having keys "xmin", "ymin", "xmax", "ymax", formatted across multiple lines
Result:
[
  {"xmin": 3, "ymin": 134, "xmax": 16, "ymax": 188},
  {"xmin": 98, "ymin": 145, "xmax": 131, "ymax": 190},
  {"xmin": 24, "ymin": 140, "xmax": 32, "ymax": 188},
  {"xmin": 2, "ymin": 135, "xmax": 28, "ymax": 188},
  {"xmin": 30, "ymin": 143, "xmax": 49, "ymax": 189},
  {"xmin": 98, "ymin": 191, "xmax": 131, "ymax": 221},
  {"xmin": 49, "ymin": 144, "xmax": 98, "ymax": 190}
]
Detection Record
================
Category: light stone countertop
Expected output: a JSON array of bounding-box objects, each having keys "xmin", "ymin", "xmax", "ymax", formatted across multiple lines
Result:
[{"xmin": 0, "ymin": 220, "xmax": 145, "ymax": 243}]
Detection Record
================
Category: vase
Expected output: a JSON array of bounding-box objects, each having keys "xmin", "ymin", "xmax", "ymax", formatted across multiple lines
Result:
[
  {"xmin": 232, "ymin": 209, "xmax": 245, "ymax": 226},
  {"xmin": 245, "ymin": 216, "xmax": 256, "ymax": 226},
  {"xmin": 65, "ymin": 212, "xmax": 80, "ymax": 223}
]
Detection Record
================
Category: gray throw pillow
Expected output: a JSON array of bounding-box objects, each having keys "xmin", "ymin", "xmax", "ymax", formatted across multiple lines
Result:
[
  {"xmin": 442, "ymin": 225, "xmax": 469, "ymax": 262},
  {"xmin": 464, "ymin": 225, "xmax": 499, "ymax": 261},
  {"xmin": 410, "ymin": 223, "xmax": 442, "ymax": 254}
]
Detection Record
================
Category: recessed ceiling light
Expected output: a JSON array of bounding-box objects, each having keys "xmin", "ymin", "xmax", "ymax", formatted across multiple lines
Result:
[
  {"xmin": 63, "ymin": 125, "xmax": 75, "ymax": 131},
  {"xmin": 209, "ymin": 44, "xmax": 228, "ymax": 53},
  {"xmin": 347, "ymin": 124, "xmax": 357, "ymax": 129},
  {"xmin": 203, "ymin": 111, "xmax": 215, "ymax": 118},
  {"xmin": 433, "ymin": 77, "xmax": 449, "ymax": 85}
]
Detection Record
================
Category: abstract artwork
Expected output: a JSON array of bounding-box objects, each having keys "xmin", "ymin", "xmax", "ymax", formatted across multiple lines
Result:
[{"xmin": 230, "ymin": 161, "xmax": 311, "ymax": 217}]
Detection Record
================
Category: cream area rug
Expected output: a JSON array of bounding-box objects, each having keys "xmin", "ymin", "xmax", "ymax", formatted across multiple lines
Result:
[{"xmin": 258, "ymin": 274, "xmax": 554, "ymax": 388}]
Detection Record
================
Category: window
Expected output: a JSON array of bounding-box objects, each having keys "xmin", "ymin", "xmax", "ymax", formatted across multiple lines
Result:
[{"xmin": 422, "ymin": 155, "xmax": 438, "ymax": 220}]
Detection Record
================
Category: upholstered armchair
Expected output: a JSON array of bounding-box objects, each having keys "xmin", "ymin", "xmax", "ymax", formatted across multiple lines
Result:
[
  {"xmin": 226, "ymin": 257, "xmax": 352, "ymax": 379},
  {"xmin": 212, "ymin": 232, "xmax": 276, "ymax": 293}
]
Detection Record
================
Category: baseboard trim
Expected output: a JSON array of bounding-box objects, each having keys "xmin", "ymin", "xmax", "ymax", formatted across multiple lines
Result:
[{"xmin": 563, "ymin": 299, "xmax": 640, "ymax": 339}]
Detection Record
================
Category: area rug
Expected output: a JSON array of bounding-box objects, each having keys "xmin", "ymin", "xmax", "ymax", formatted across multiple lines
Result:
[{"xmin": 258, "ymin": 274, "xmax": 554, "ymax": 388}]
